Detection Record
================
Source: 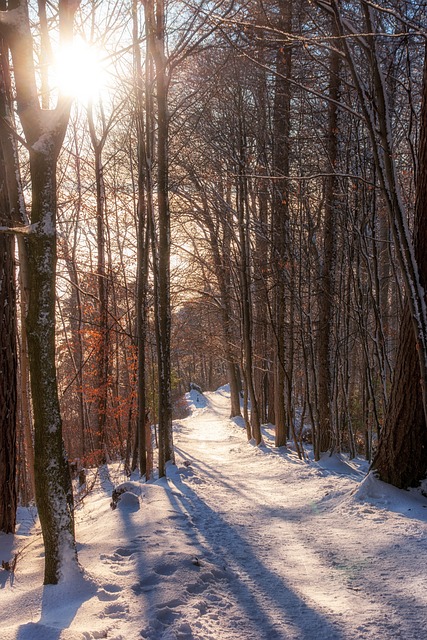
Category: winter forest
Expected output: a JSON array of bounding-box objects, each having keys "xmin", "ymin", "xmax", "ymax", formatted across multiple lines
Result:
[{"xmin": 1, "ymin": 0, "xmax": 427, "ymax": 638}]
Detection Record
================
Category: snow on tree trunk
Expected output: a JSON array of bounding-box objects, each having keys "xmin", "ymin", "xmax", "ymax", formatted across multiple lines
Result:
[
  {"xmin": 0, "ymin": 0, "xmax": 79, "ymax": 583},
  {"xmin": 27, "ymin": 150, "xmax": 76, "ymax": 583}
]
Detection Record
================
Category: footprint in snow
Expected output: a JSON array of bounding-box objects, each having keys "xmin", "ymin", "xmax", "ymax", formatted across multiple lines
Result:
[
  {"xmin": 100, "ymin": 549, "xmax": 139, "ymax": 577},
  {"xmin": 103, "ymin": 582, "xmax": 121, "ymax": 593},
  {"xmin": 97, "ymin": 584, "xmax": 121, "ymax": 601},
  {"xmin": 186, "ymin": 581, "xmax": 207, "ymax": 595},
  {"xmin": 82, "ymin": 630, "xmax": 112, "ymax": 639},
  {"xmin": 115, "ymin": 546, "xmax": 140, "ymax": 557},
  {"xmin": 131, "ymin": 573, "xmax": 160, "ymax": 594},
  {"xmin": 156, "ymin": 605, "xmax": 181, "ymax": 626},
  {"xmin": 154, "ymin": 562, "xmax": 179, "ymax": 576},
  {"xmin": 192, "ymin": 599, "xmax": 208, "ymax": 615},
  {"xmin": 141, "ymin": 618, "xmax": 195, "ymax": 640},
  {"xmin": 102, "ymin": 602, "xmax": 129, "ymax": 619},
  {"xmin": 157, "ymin": 597, "xmax": 186, "ymax": 609}
]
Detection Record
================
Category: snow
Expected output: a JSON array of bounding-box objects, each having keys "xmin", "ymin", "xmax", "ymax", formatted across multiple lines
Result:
[{"xmin": 1, "ymin": 387, "xmax": 427, "ymax": 639}]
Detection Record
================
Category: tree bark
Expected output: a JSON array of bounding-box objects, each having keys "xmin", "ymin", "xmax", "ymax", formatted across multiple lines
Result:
[
  {"xmin": 133, "ymin": 0, "xmax": 149, "ymax": 477},
  {"xmin": 331, "ymin": 0, "xmax": 427, "ymax": 453},
  {"xmin": 0, "ymin": 131, "xmax": 35, "ymax": 499},
  {"xmin": 373, "ymin": 46, "xmax": 427, "ymax": 488},
  {"xmin": 87, "ymin": 105, "xmax": 109, "ymax": 463},
  {"xmin": 236, "ymin": 100, "xmax": 261, "ymax": 443},
  {"xmin": 145, "ymin": 0, "xmax": 174, "ymax": 476},
  {"xmin": 207, "ymin": 221, "xmax": 241, "ymax": 419},
  {"xmin": 0, "ymin": 0, "xmax": 79, "ymax": 583},
  {"xmin": 0, "ymin": 159, "xmax": 17, "ymax": 534},
  {"xmin": 27, "ymin": 149, "xmax": 77, "ymax": 583},
  {"xmin": 271, "ymin": 0, "xmax": 292, "ymax": 447},
  {"xmin": 316, "ymin": 12, "xmax": 340, "ymax": 457}
]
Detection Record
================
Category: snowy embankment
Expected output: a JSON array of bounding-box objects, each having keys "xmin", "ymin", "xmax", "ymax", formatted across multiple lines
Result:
[{"xmin": 1, "ymin": 387, "xmax": 427, "ymax": 640}]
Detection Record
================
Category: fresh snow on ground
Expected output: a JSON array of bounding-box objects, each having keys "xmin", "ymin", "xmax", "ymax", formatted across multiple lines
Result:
[{"xmin": 1, "ymin": 387, "xmax": 427, "ymax": 639}]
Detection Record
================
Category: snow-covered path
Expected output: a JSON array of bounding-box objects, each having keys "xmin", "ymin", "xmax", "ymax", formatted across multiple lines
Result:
[
  {"xmin": 2, "ymin": 387, "xmax": 427, "ymax": 640},
  {"xmin": 168, "ymin": 388, "xmax": 427, "ymax": 640}
]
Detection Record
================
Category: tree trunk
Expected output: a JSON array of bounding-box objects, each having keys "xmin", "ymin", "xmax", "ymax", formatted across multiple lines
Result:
[
  {"xmin": 236, "ymin": 103, "xmax": 261, "ymax": 443},
  {"xmin": 203, "ymin": 203, "xmax": 241, "ymax": 418},
  {"xmin": 87, "ymin": 105, "xmax": 109, "ymax": 463},
  {"xmin": 27, "ymin": 150, "xmax": 76, "ymax": 583},
  {"xmin": 145, "ymin": 0, "xmax": 173, "ymax": 476},
  {"xmin": 373, "ymin": 47, "xmax": 427, "ymax": 488},
  {"xmin": 0, "ymin": 8, "xmax": 21, "ymax": 526},
  {"xmin": 0, "ymin": 160, "xmax": 17, "ymax": 534},
  {"xmin": 316, "ymin": 13, "xmax": 340, "ymax": 457},
  {"xmin": 0, "ymin": 0, "xmax": 79, "ymax": 583},
  {"xmin": 133, "ymin": 0, "xmax": 149, "ymax": 477},
  {"xmin": 271, "ymin": 0, "xmax": 292, "ymax": 447},
  {"xmin": 253, "ymin": 64, "xmax": 270, "ymax": 426},
  {"xmin": 332, "ymin": 1, "xmax": 427, "ymax": 457}
]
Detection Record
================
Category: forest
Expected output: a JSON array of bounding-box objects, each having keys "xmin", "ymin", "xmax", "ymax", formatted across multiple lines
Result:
[{"xmin": 1, "ymin": 0, "xmax": 427, "ymax": 598}]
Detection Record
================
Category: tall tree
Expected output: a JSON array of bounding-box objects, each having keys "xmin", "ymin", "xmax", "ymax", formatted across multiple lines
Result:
[
  {"xmin": 0, "ymin": 0, "xmax": 79, "ymax": 583},
  {"xmin": 0, "ymin": 0, "xmax": 18, "ymax": 532},
  {"xmin": 0, "ymin": 0, "xmax": 35, "ymax": 506},
  {"xmin": 144, "ymin": 0, "xmax": 174, "ymax": 476},
  {"xmin": 236, "ymin": 85, "xmax": 262, "ymax": 443},
  {"xmin": 315, "ymin": 12, "xmax": 340, "ymax": 457},
  {"xmin": 373, "ymin": 44, "xmax": 427, "ymax": 488},
  {"xmin": 132, "ymin": 0, "xmax": 150, "ymax": 477},
  {"xmin": 88, "ymin": 101, "xmax": 110, "ymax": 463},
  {"xmin": 271, "ymin": 0, "xmax": 293, "ymax": 448},
  {"xmin": 312, "ymin": 0, "xmax": 427, "ymax": 484},
  {"xmin": 0, "ymin": 148, "xmax": 17, "ymax": 534}
]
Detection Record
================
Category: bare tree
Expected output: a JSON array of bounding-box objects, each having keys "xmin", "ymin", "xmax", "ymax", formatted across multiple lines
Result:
[
  {"xmin": 132, "ymin": 0, "xmax": 150, "ymax": 477},
  {"xmin": 0, "ymin": 144, "xmax": 17, "ymax": 534},
  {"xmin": 0, "ymin": 0, "xmax": 79, "ymax": 584},
  {"xmin": 144, "ymin": 0, "xmax": 174, "ymax": 476},
  {"xmin": 324, "ymin": 0, "xmax": 427, "ymax": 462},
  {"xmin": 315, "ymin": 11, "xmax": 340, "ymax": 457},
  {"xmin": 373, "ymin": 44, "xmax": 427, "ymax": 488},
  {"xmin": 271, "ymin": 0, "xmax": 293, "ymax": 448}
]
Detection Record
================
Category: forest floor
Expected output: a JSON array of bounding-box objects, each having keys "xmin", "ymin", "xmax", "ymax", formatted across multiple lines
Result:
[{"xmin": 1, "ymin": 387, "xmax": 427, "ymax": 640}]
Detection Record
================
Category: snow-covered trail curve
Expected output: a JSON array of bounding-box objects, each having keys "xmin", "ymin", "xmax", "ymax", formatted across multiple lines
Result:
[
  {"xmin": 2, "ymin": 387, "xmax": 427, "ymax": 640},
  {"xmin": 169, "ymin": 388, "xmax": 427, "ymax": 640}
]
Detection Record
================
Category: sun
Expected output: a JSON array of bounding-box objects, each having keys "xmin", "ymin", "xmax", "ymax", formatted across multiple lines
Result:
[{"xmin": 53, "ymin": 39, "xmax": 107, "ymax": 103}]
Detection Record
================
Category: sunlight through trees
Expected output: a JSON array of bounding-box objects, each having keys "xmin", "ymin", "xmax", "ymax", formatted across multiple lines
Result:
[{"xmin": 1, "ymin": 0, "xmax": 427, "ymax": 587}]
